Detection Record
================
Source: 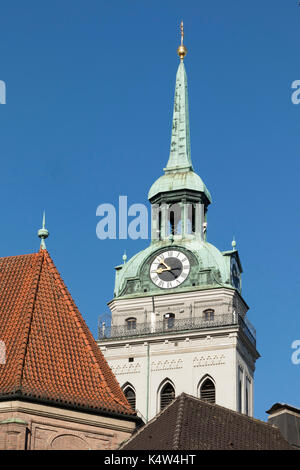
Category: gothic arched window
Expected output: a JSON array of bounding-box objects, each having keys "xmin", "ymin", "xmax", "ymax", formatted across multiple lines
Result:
[
  {"xmin": 200, "ymin": 378, "xmax": 216, "ymax": 404},
  {"xmin": 125, "ymin": 318, "xmax": 136, "ymax": 331},
  {"xmin": 245, "ymin": 377, "xmax": 251, "ymax": 416},
  {"xmin": 160, "ymin": 382, "xmax": 175, "ymax": 411},
  {"xmin": 238, "ymin": 378, "xmax": 242, "ymax": 413},
  {"xmin": 123, "ymin": 385, "xmax": 136, "ymax": 410}
]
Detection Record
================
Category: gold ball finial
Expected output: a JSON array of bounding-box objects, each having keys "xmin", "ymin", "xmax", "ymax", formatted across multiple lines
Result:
[{"xmin": 177, "ymin": 21, "xmax": 187, "ymax": 60}]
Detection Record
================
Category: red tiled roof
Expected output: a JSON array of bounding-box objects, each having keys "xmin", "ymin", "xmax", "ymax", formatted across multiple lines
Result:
[
  {"xmin": 0, "ymin": 249, "xmax": 135, "ymax": 417},
  {"xmin": 121, "ymin": 393, "xmax": 293, "ymax": 450}
]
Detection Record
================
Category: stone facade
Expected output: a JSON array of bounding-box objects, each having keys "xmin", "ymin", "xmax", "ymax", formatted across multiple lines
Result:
[
  {"xmin": 99, "ymin": 287, "xmax": 258, "ymax": 421},
  {"xmin": 100, "ymin": 325, "xmax": 256, "ymax": 421},
  {"xmin": 108, "ymin": 287, "xmax": 248, "ymax": 327},
  {"xmin": 0, "ymin": 400, "xmax": 136, "ymax": 450}
]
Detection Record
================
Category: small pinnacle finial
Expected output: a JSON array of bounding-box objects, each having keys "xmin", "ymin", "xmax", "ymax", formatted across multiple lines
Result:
[
  {"xmin": 122, "ymin": 251, "xmax": 127, "ymax": 264},
  {"xmin": 177, "ymin": 21, "xmax": 187, "ymax": 60},
  {"xmin": 231, "ymin": 236, "xmax": 237, "ymax": 250},
  {"xmin": 38, "ymin": 211, "xmax": 49, "ymax": 250},
  {"xmin": 180, "ymin": 20, "xmax": 184, "ymax": 45}
]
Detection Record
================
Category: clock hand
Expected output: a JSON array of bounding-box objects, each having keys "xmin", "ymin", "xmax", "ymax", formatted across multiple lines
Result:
[
  {"xmin": 169, "ymin": 270, "xmax": 178, "ymax": 278},
  {"xmin": 159, "ymin": 259, "xmax": 171, "ymax": 270},
  {"xmin": 152, "ymin": 267, "xmax": 163, "ymax": 274},
  {"xmin": 153, "ymin": 267, "xmax": 170, "ymax": 274}
]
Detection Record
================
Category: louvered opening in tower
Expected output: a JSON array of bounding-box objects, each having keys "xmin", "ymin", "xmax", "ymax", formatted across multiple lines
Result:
[
  {"xmin": 160, "ymin": 383, "xmax": 175, "ymax": 411},
  {"xmin": 200, "ymin": 378, "xmax": 215, "ymax": 404},
  {"xmin": 124, "ymin": 387, "xmax": 136, "ymax": 410}
]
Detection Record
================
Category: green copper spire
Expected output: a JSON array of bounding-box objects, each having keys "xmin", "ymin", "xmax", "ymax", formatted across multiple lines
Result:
[
  {"xmin": 148, "ymin": 23, "xmax": 211, "ymax": 203},
  {"xmin": 165, "ymin": 60, "xmax": 193, "ymax": 173},
  {"xmin": 38, "ymin": 211, "xmax": 49, "ymax": 250}
]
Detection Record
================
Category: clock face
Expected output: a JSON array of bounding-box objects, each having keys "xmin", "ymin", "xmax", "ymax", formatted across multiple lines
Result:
[
  {"xmin": 150, "ymin": 250, "xmax": 190, "ymax": 289},
  {"xmin": 231, "ymin": 257, "xmax": 240, "ymax": 290}
]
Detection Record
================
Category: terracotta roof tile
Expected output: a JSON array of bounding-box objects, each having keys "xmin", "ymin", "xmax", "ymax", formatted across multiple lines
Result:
[{"xmin": 0, "ymin": 250, "xmax": 135, "ymax": 418}]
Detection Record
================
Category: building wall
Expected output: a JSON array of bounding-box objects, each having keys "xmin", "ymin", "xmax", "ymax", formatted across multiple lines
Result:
[
  {"xmin": 236, "ymin": 347, "xmax": 255, "ymax": 417},
  {"xmin": 267, "ymin": 408, "xmax": 300, "ymax": 449},
  {"xmin": 108, "ymin": 288, "xmax": 249, "ymax": 329},
  {"xmin": 100, "ymin": 328, "xmax": 255, "ymax": 421},
  {"xmin": 99, "ymin": 287, "xmax": 257, "ymax": 422},
  {"xmin": 0, "ymin": 400, "xmax": 136, "ymax": 450}
]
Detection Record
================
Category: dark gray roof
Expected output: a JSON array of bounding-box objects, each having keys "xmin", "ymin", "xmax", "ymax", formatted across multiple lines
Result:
[
  {"xmin": 121, "ymin": 393, "xmax": 293, "ymax": 450},
  {"xmin": 266, "ymin": 403, "xmax": 300, "ymax": 416}
]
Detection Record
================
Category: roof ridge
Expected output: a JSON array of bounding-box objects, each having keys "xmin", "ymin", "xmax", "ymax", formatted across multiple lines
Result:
[
  {"xmin": 43, "ymin": 250, "xmax": 132, "ymax": 413},
  {"xmin": 182, "ymin": 393, "xmax": 283, "ymax": 430},
  {"xmin": 14, "ymin": 251, "xmax": 44, "ymax": 393},
  {"xmin": 172, "ymin": 393, "xmax": 186, "ymax": 449}
]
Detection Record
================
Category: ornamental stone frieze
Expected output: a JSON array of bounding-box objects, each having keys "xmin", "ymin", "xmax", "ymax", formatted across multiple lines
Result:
[
  {"xmin": 111, "ymin": 363, "xmax": 141, "ymax": 375},
  {"xmin": 151, "ymin": 359, "xmax": 183, "ymax": 371},
  {"xmin": 193, "ymin": 355, "xmax": 225, "ymax": 367}
]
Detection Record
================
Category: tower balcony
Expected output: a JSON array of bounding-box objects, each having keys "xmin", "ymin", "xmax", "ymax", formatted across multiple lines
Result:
[{"xmin": 98, "ymin": 313, "xmax": 256, "ymax": 347}]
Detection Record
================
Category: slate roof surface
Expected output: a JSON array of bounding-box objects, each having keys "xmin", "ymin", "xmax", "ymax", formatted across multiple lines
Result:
[
  {"xmin": 0, "ymin": 249, "xmax": 135, "ymax": 418},
  {"xmin": 121, "ymin": 393, "xmax": 293, "ymax": 450}
]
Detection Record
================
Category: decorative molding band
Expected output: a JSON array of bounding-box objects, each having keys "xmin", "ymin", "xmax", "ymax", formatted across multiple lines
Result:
[
  {"xmin": 151, "ymin": 359, "xmax": 183, "ymax": 372},
  {"xmin": 0, "ymin": 401, "xmax": 134, "ymax": 433},
  {"xmin": 193, "ymin": 355, "xmax": 225, "ymax": 367},
  {"xmin": 111, "ymin": 363, "xmax": 141, "ymax": 375}
]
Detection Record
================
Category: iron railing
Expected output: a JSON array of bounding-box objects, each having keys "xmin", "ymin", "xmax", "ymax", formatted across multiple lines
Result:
[{"xmin": 98, "ymin": 313, "xmax": 256, "ymax": 346}]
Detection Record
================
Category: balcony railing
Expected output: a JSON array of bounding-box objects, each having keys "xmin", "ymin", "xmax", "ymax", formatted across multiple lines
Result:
[{"xmin": 98, "ymin": 313, "xmax": 256, "ymax": 346}]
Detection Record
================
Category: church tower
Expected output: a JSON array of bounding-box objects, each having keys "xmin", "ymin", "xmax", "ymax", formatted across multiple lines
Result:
[{"xmin": 98, "ymin": 24, "xmax": 259, "ymax": 422}]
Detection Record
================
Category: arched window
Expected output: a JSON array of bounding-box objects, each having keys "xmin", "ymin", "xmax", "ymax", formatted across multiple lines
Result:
[
  {"xmin": 187, "ymin": 203, "xmax": 196, "ymax": 234},
  {"xmin": 203, "ymin": 309, "xmax": 214, "ymax": 322},
  {"xmin": 238, "ymin": 366, "xmax": 243, "ymax": 413},
  {"xmin": 163, "ymin": 313, "xmax": 175, "ymax": 329},
  {"xmin": 169, "ymin": 210, "xmax": 175, "ymax": 236},
  {"xmin": 200, "ymin": 377, "xmax": 216, "ymax": 403},
  {"xmin": 167, "ymin": 203, "xmax": 181, "ymax": 236},
  {"xmin": 158, "ymin": 210, "xmax": 162, "ymax": 240},
  {"xmin": 238, "ymin": 378, "xmax": 242, "ymax": 413},
  {"xmin": 245, "ymin": 377, "xmax": 251, "ymax": 416},
  {"xmin": 123, "ymin": 385, "xmax": 136, "ymax": 410},
  {"xmin": 192, "ymin": 204, "xmax": 196, "ymax": 234},
  {"xmin": 160, "ymin": 382, "xmax": 175, "ymax": 411},
  {"xmin": 125, "ymin": 318, "xmax": 136, "ymax": 331}
]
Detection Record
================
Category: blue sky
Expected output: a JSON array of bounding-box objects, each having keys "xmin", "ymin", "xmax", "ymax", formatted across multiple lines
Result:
[{"xmin": 0, "ymin": 0, "xmax": 299, "ymax": 421}]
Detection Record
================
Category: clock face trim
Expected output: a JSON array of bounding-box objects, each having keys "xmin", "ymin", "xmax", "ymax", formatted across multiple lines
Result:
[{"xmin": 149, "ymin": 250, "xmax": 190, "ymax": 289}]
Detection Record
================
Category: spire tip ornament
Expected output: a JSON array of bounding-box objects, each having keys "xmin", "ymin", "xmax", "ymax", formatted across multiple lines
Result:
[
  {"xmin": 38, "ymin": 211, "xmax": 49, "ymax": 250},
  {"xmin": 177, "ymin": 21, "xmax": 187, "ymax": 60},
  {"xmin": 231, "ymin": 237, "xmax": 237, "ymax": 250}
]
